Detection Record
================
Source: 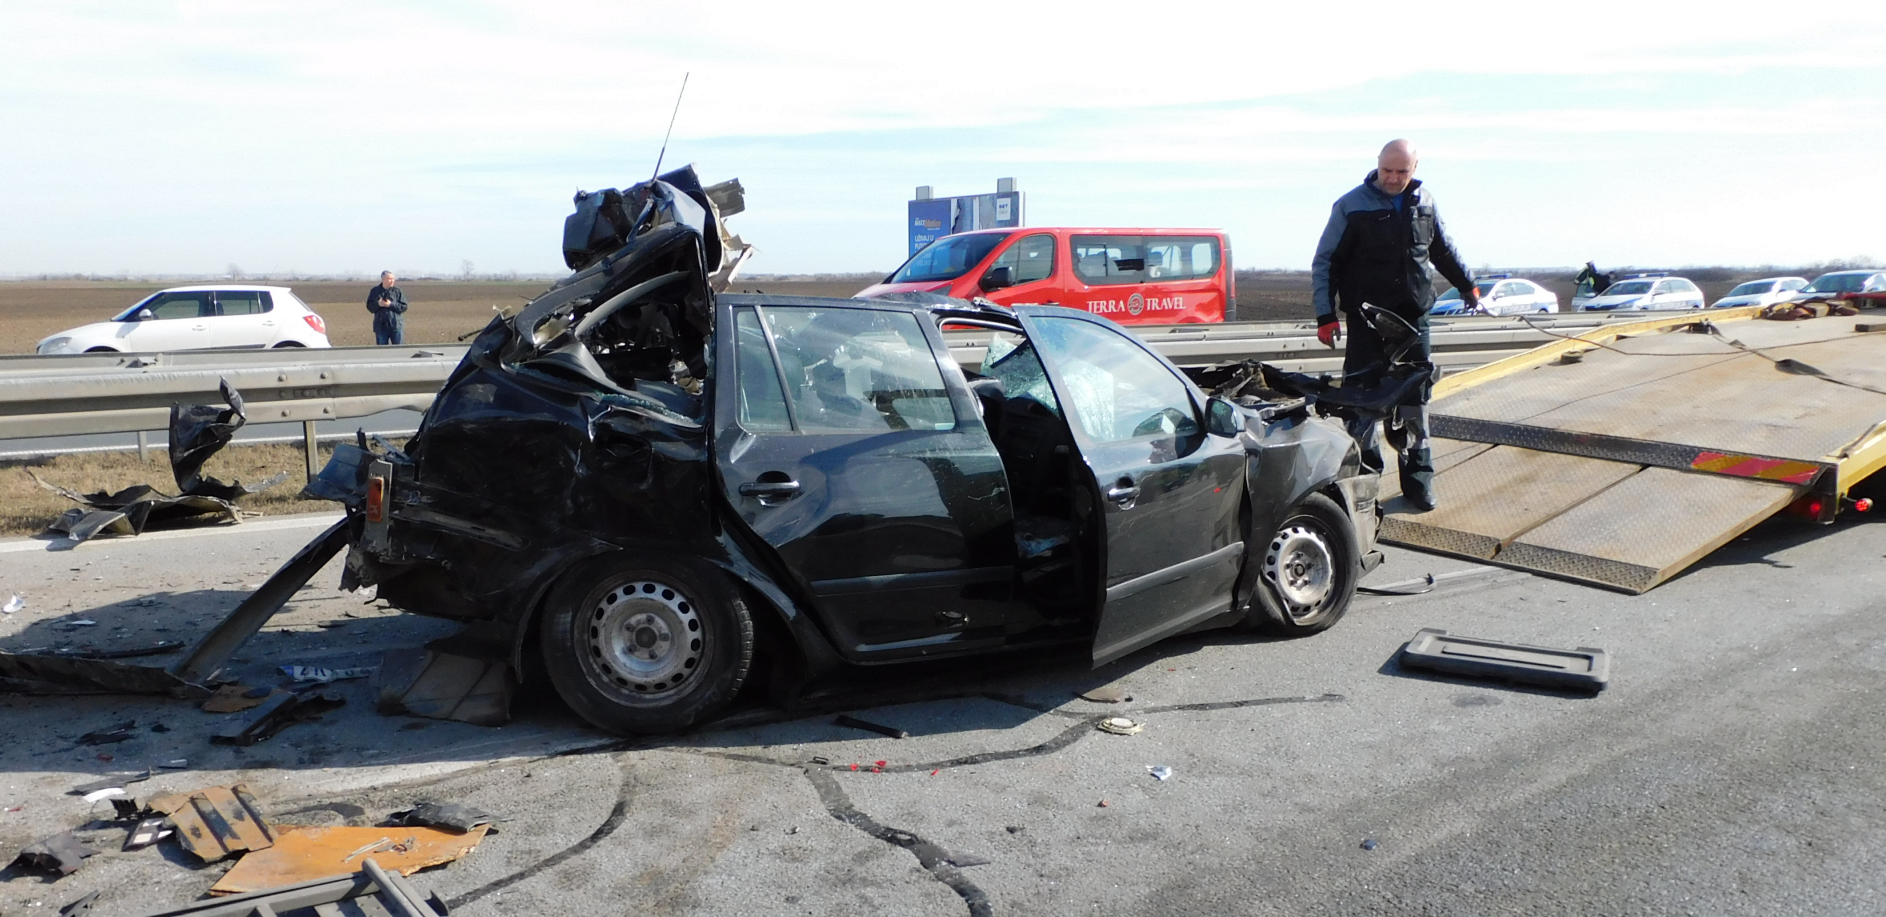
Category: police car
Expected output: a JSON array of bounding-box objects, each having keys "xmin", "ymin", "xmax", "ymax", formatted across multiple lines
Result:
[
  {"xmin": 1433, "ymin": 274, "xmax": 1560, "ymax": 316},
  {"xmin": 1576, "ymin": 274, "xmax": 1706, "ymax": 312}
]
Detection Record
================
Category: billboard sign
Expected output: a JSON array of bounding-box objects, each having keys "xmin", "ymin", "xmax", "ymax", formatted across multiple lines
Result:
[{"xmin": 908, "ymin": 183, "xmax": 1024, "ymax": 256}]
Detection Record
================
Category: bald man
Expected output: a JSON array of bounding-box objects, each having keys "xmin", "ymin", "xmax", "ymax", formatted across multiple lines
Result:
[{"xmin": 1310, "ymin": 139, "xmax": 1476, "ymax": 511}]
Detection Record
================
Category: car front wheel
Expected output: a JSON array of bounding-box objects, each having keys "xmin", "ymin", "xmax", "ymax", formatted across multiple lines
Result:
[
  {"xmin": 1245, "ymin": 493, "xmax": 1358, "ymax": 636},
  {"xmin": 540, "ymin": 554, "xmax": 753, "ymax": 735}
]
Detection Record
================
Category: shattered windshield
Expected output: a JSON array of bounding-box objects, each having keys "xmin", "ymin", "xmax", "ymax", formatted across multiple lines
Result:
[{"xmin": 889, "ymin": 233, "xmax": 1012, "ymax": 284}]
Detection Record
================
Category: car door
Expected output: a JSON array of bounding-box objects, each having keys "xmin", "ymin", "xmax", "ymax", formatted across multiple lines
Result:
[
  {"xmin": 713, "ymin": 299, "xmax": 1020, "ymax": 660},
  {"xmin": 117, "ymin": 291, "xmax": 214, "ymax": 351},
  {"xmin": 980, "ymin": 232, "xmax": 1059, "ymax": 306},
  {"xmin": 1013, "ymin": 306, "xmax": 1247, "ymax": 665},
  {"xmin": 211, "ymin": 291, "xmax": 274, "ymax": 347}
]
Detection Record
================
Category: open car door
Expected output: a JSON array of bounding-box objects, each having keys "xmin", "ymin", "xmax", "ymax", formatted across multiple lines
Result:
[{"xmin": 1014, "ymin": 307, "xmax": 1249, "ymax": 665}]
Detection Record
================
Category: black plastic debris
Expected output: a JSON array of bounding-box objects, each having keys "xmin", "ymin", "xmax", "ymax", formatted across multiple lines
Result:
[
  {"xmin": 1399, "ymin": 627, "xmax": 1610, "ymax": 693},
  {"xmin": 387, "ymin": 801, "xmax": 500, "ymax": 833},
  {"xmin": 13, "ymin": 831, "xmax": 95, "ymax": 876},
  {"xmin": 77, "ymin": 721, "xmax": 137, "ymax": 745},
  {"xmin": 212, "ymin": 690, "xmax": 346, "ymax": 746},
  {"xmin": 33, "ymin": 380, "xmax": 287, "ymax": 544},
  {"xmin": 123, "ymin": 817, "xmax": 172, "ymax": 852},
  {"xmin": 376, "ymin": 649, "xmax": 515, "ymax": 726},
  {"xmin": 835, "ymin": 714, "xmax": 908, "ymax": 739},
  {"xmin": 71, "ymin": 770, "xmax": 152, "ymax": 795}
]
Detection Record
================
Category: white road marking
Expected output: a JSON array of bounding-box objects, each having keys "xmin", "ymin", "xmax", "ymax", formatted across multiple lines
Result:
[{"xmin": 0, "ymin": 512, "xmax": 343, "ymax": 554}]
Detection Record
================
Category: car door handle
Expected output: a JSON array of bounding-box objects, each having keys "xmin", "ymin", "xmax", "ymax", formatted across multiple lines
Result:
[
  {"xmin": 739, "ymin": 479, "xmax": 801, "ymax": 498},
  {"xmin": 1105, "ymin": 479, "xmax": 1140, "ymax": 506}
]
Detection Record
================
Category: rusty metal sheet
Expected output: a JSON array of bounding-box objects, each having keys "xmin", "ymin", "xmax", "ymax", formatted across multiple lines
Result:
[
  {"xmin": 147, "ymin": 784, "xmax": 276, "ymax": 861},
  {"xmin": 209, "ymin": 825, "xmax": 488, "ymax": 896}
]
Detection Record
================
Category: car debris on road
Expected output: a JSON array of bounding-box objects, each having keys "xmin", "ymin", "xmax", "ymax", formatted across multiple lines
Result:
[{"xmin": 32, "ymin": 380, "xmax": 287, "ymax": 544}]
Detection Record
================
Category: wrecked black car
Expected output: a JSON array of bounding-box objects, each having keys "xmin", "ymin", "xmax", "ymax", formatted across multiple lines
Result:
[{"xmin": 310, "ymin": 167, "xmax": 1383, "ymax": 735}]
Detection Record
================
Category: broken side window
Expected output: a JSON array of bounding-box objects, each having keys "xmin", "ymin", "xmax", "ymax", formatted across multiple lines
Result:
[{"xmin": 758, "ymin": 307, "xmax": 956, "ymax": 433}]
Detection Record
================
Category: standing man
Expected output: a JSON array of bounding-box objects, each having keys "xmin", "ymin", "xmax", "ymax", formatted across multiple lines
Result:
[
  {"xmin": 1310, "ymin": 139, "xmax": 1477, "ymax": 511},
  {"xmin": 366, "ymin": 271, "xmax": 408, "ymax": 345}
]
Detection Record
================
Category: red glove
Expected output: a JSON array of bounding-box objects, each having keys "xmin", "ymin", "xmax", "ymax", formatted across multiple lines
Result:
[{"xmin": 1316, "ymin": 319, "xmax": 1341, "ymax": 348}]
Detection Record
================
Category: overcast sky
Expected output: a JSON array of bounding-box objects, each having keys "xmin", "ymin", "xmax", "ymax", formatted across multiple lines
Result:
[{"xmin": 2, "ymin": 1, "xmax": 1882, "ymax": 277}]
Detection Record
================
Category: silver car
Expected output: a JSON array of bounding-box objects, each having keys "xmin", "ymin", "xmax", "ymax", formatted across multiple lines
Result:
[{"xmin": 1710, "ymin": 276, "xmax": 1808, "ymax": 309}]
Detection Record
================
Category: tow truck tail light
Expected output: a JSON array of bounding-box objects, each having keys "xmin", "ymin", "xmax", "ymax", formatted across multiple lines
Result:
[
  {"xmin": 304, "ymin": 313, "xmax": 327, "ymax": 335},
  {"xmin": 366, "ymin": 475, "xmax": 386, "ymax": 523}
]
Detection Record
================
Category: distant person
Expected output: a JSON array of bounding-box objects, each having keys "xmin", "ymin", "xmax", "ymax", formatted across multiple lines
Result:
[
  {"xmin": 366, "ymin": 271, "xmax": 408, "ymax": 345},
  {"xmin": 1576, "ymin": 261, "xmax": 1613, "ymax": 297},
  {"xmin": 1310, "ymin": 139, "xmax": 1477, "ymax": 512}
]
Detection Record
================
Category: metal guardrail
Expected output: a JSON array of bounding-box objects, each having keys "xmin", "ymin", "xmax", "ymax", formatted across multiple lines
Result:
[{"xmin": 0, "ymin": 314, "xmax": 1644, "ymax": 446}]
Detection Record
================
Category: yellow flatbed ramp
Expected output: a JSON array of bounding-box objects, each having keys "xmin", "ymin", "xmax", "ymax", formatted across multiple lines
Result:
[{"xmin": 1380, "ymin": 307, "xmax": 1886, "ymax": 592}]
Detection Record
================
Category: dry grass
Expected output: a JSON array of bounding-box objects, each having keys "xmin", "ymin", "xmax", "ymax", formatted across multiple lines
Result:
[{"xmin": 1, "ymin": 443, "xmax": 340, "ymax": 537}]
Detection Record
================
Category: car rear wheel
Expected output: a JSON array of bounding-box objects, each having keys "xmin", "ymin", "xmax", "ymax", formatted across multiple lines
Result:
[
  {"xmin": 1246, "ymin": 493, "xmax": 1358, "ymax": 636},
  {"xmin": 272, "ymin": 341, "xmax": 304, "ymax": 348},
  {"xmin": 84, "ymin": 346, "xmax": 116, "ymax": 353},
  {"xmin": 540, "ymin": 554, "xmax": 753, "ymax": 735}
]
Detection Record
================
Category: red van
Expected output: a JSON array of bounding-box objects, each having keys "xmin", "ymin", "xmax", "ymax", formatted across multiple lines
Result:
[{"xmin": 857, "ymin": 227, "xmax": 1237, "ymax": 324}]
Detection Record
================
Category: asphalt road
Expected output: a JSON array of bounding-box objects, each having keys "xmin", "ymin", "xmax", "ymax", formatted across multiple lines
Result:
[{"xmin": 0, "ymin": 511, "xmax": 1881, "ymax": 916}]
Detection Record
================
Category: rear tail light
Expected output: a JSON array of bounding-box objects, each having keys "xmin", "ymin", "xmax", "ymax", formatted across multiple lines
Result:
[
  {"xmin": 303, "ymin": 313, "xmax": 326, "ymax": 335},
  {"xmin": 366, "ymin": 475, "xmax": 387, "ymax": 523}
]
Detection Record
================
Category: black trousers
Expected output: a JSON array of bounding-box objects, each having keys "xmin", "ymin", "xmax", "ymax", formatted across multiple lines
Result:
[{"xmin": 1340, "ymin": 308, "xmax": 1432, "ymax": 489}]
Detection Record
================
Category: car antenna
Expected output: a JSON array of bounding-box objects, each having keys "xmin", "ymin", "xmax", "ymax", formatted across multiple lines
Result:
[{"xmin": 650, "ymin": 72, "xmax": 689, "ymax": 182}]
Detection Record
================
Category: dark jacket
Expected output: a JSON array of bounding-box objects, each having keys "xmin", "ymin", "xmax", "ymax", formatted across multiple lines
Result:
[
  {"xmin": 366, "ymin": 284, "xmax": 408, "ymax": 331},
  {"xmin": 1311, "ymin": 172, "xmax": 1472, "ymax": 323}
]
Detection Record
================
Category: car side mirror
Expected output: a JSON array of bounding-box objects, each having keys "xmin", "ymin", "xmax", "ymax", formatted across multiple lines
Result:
[
  {"xmin": 979, "ymin": 266, "xmax": 1014, "ymax": 292},
  {"xmin": 1206, "ymin": 396, "xmax": 1243, "ymax": 437},
  {"xmin": 135, "ymin": 308, "xmax": 156, "ymax": 321}
]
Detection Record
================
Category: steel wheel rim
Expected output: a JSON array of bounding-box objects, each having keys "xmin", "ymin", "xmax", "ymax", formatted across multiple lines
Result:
[
  {"xmin": 585, "ymin": 579, "xmax": 703, "ymax": 699},
  {"xmin": 1265, "ymin": 521, "xmax": 1334, "ymax": 619}
]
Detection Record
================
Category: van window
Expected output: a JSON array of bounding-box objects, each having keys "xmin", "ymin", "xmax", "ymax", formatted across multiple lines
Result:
[
  {"xmin": 990, "ymin": 233, "xmax": 1055, "ymax": 284},
  {"xmin": 1071, "ymin": 235, "xmax": 1146, "ymax": 286},
  {"xmin": 889, "ymin": 233, "xmax": 1012, "ymax": 284},
  {"xmin": 1143, "ymin": 237, "xmax": 1220, "ymax": 281}
]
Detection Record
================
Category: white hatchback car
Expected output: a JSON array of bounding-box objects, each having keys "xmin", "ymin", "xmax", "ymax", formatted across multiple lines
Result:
[
  {"xmin": 36, "ymin": 285, "xmax": 331, "ymax": 354},
  {"xmin": 1576, "ymin": 275, "xmax": 1706, "ymax": 312},
  {"xmin": 1710, "ymin": 276, "xmax": 1808, "ymax": 309},
  {"xmin": 1434, "ymin": 275, "xmax": 1560, "ymax": 316}
]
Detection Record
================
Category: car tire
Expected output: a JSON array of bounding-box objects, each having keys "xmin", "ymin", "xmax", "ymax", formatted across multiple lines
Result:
[
  {"xmin": 540, "ymin": 554, "xmax": 753, "ymax": 735},
  {"xmin": 272, "ymin": 341, "xmax": 304, "ymax": 348},
  {"xmin": 84, "ymin": 346, "xmax": 116, "ymax": 353},
  {"xmin": 1245, "ymin": 493, "xmax": 1358, "ymax": 637}
]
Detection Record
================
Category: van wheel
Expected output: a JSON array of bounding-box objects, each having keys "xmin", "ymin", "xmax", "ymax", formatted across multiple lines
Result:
[
  {"xmin": 1245, "ymin": 493, "xmax": 1358, "ymax": 636},
  {"xmin": 540, "ymin": 554, "xmax": 752, "ymax": 735}
]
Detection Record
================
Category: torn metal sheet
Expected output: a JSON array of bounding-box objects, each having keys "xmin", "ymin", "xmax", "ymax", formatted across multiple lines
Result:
[
  {"xmin": 121, "ymin": 860, "xmax": 447, "ymax": 917},
  {"xmin": 208, "ymin": 825, "xmax": 489, "ymax": 896},
  {"xmin": 147, "ymin": 784, "xmax": 276, "ymax": 862},
  {"xmin": 376, "ymin": 649, "xmax": 515, "ymax": 726},
  {"xmin": 13, "ymin": 831, "xmax": 95, "ymax": 875},
  {"xmin": 32, "ymin": 381, "xmax": 287, "ymax": 544},
  {"xmin": 211, "ymin": 690, "xmax": 345, "ymax": 746}
]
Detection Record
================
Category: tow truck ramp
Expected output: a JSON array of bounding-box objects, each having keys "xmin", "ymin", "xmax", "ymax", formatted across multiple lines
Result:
[{"xmin": 1380, "ymin": 307, "xmax": 1886, "ymax": 593}]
